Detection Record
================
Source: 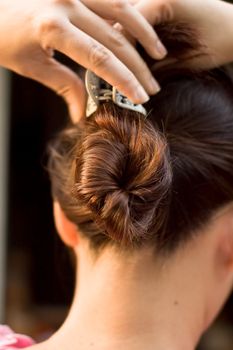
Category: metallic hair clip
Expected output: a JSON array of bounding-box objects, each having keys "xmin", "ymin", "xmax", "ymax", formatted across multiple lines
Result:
[{"xmin": 85, "ymin": 70, "xmax": 147, "ymax": 118}]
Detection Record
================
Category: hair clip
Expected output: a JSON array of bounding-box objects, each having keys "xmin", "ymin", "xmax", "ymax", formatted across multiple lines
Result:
[{"xmin": 85, "ymin": 70, "xmax": 147, "ymax": 118}]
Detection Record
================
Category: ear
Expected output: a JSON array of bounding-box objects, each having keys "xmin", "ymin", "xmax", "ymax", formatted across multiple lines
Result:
[
  {"xmin": 53, "ymin": 201, "xmax": 79, "ymax": 247},
  {"xmin": 216, "ymin": 229, "xmax": 233, "ymax": 274},
  {"xmin": 214, "ymin": 204, "xmax": 233, "ymax": 278}
]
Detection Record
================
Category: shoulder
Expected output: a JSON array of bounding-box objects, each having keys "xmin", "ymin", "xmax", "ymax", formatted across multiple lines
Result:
[{"xmin": 0, "ymin": 325, "xmax": 35, "ymax": 349}]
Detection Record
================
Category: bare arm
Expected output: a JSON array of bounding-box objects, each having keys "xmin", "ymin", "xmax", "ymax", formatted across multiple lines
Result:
[
  {"xmin": 135, "ymin": 0, "xmax": 233, "ymax": 68},
  {"xmin": 173, "ymin": 0, "xmax": 233, "ymax": 67}
]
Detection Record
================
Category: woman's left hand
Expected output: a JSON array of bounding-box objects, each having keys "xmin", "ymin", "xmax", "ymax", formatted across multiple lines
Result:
[{"xmin": 0, "ymin": 0, "xmax": 168, "ymax": 121}]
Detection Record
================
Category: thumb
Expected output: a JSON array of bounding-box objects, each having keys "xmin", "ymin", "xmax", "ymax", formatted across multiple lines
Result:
[{"xmin": 27, "ymin": 57, "xmax": 87, "ymax": 123}]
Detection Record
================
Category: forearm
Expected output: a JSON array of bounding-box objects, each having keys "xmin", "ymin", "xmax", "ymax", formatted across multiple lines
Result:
[
  {"xmin": 217, "ymin": 0, "xmax": 233, "ymax": 64},
  {"xmin": 174, "ymin": 0, "xmax": 233, "ymax": 65}
]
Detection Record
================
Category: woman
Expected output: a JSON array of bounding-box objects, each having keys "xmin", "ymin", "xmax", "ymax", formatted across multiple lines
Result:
[
  {"xmin": 4, "ymin": 24, "xmax": 230, "ymax": 350},
  {"xmin": 1, "ymin": 2, "xmax": 233, "ymax": 350}
]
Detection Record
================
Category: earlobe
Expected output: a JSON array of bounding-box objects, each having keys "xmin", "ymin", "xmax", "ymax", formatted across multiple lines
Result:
[{"xmin": 53, "ymin": 201, "xmax": 79, "ymax": 247}]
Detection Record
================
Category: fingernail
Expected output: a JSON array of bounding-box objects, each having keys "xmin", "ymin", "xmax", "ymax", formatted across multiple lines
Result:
[
  {"xmin": 150, "ymin": 78, "xmax": 161, "ymax": 95},
  {"xmin": 156, "ymin": 41, "xmax": 167, "ymax": 58},
  {"xmin": 134, "ymin": 85, "xmax": 149, "ymax": 103}
]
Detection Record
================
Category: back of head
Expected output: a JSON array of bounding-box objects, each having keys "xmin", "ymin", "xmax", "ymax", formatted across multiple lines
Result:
[{"xmin": 48, "ymin": 23, "xmax": 233, "ymax": 254}]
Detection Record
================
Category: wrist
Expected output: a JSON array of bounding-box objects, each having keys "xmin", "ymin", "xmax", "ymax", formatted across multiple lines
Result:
[
  {"xmin": 217, "ymin": 0, "xmax": 233, "ymax": 64},
  {"xmin": 173, "ymin": 0, "xmax": 233, "ymax": 65}
]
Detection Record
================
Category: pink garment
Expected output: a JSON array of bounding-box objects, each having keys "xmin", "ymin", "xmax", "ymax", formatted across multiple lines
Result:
[{"xmin": 0, "ymin": 326, "xmax": 35, "ymax": 349}]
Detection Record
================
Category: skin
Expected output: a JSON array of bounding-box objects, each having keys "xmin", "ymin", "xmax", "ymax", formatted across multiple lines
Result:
[
  {"xmin": 26, "ymin": 202, "xmax": 233, "ymax": 350},
  {"xmin": 0, "ymin": 0, "xmax": 164, "ymax": 120},
  {"xmin": 0, "ymin": 0, "xmax": 233, "ymax": 121},
  {"xmin": 135, "ymin": 0, "xmax": 233, "ymax": 68}
]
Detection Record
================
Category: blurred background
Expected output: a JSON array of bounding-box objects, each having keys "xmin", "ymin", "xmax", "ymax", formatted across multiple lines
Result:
[{"xmin": 0, "ymin": 6, "xmax": 233, "ymax": 350}]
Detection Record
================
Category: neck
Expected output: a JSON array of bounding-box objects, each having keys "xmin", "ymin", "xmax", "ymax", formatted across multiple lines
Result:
[{"xmin": 46, "ymin": 241, "xmax": 213, "ymax": 350}]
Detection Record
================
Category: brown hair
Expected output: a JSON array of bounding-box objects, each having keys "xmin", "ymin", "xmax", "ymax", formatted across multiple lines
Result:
[{"xmin": 48, "ymin": 24, "xmax": 233, "ymax": 254}]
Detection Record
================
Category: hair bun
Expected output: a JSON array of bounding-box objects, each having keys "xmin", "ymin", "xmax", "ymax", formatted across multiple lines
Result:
[{"xmin": 73, "ymin": 104, "xmax": 172, "ymax": 246}]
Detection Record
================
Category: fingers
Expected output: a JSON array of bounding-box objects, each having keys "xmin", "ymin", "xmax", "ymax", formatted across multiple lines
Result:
[
  {"xmin": 114, "ymin": 4, "xmax": 167, "ymax": 58},
  {"xmin": 69, "ymin": 2, "xmax": 160, "ymax": 95},
  {"xmin": 23, "ymin": 56, "xmax": 87, "ymax": 123},
  {"xmin": 40, "ymin": 20, "xmax": 150, "ymax": 103},
  {"xmin": 134, "ymin": 1, "xmax": 174, "ymax": 26},
  {"xmin": 81, "ymin": 0, "xmax": 167, "ymax": 60}
]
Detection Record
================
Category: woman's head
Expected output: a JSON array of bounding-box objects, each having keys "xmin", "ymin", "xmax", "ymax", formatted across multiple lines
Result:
[{"xmin": 49, "ymin": 65, "xmax": 233, "ymax": 255}]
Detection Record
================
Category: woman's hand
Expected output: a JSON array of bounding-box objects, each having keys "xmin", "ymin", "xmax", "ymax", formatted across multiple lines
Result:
[
  {"xmin": 134, "ymin": 0, "xmax": 233, "ymax": 69},
  {"xmin": 0, "ymin": 0, "xmax": 168, "ymax": 121}
]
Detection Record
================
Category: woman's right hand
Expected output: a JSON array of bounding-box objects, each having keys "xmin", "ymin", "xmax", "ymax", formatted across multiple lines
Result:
[{"xmin": 134, "ymin": 0, "xmax": 233, "ymax": 69}]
